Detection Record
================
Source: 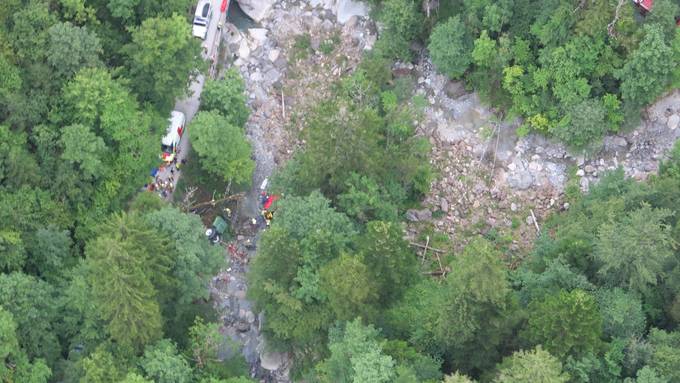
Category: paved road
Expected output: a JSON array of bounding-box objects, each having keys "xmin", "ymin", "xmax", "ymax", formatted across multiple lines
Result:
[{"xmin": 155, "ymin": 0, "xmax": 227, "ymax": 201}]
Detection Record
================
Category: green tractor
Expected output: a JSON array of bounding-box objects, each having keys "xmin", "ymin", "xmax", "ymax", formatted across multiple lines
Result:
[{"xmin": 205, "ymin": 215, "xmax": 229, "ymax": 244}]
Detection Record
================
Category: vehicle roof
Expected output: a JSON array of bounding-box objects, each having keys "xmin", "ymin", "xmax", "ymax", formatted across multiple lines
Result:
[
  {"xmin": 162, "ymin": 111, "xmax": 185, "ymax": 146},
  {"xmin": 194, "ymin": 0, "xmax": 211, "ymax": 18}
]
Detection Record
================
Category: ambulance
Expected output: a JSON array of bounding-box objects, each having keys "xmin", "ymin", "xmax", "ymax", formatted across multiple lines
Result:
[{"xmin": 161, "ymin": 111, "xmax": 186, "ymax": 163}]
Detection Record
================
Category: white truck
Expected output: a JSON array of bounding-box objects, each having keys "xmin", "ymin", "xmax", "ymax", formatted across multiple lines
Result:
[{"xmin": 160, "ymin": 111, "xmax": 186, "ymax": 163}]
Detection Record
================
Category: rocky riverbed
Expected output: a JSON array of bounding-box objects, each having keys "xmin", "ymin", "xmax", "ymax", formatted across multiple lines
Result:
[
  {"xmin": 407, "ymin": 57, "xmax": 680, "ymax": 255},
  {"xmin": 207, "ymin": 0, "xmax": 375, "ymax": 381},
  {"xmin": 207, "ymin": 0, "xmax": 680, "ymax": 377}
]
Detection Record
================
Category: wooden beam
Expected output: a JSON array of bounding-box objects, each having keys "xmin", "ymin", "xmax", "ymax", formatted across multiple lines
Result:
[
  {"xmin": 530, "ymin": 209, "xmax": 540, "ymax": 234},
  {"xmin": 409, "ymin": 242, "xmax": 445, "ymax": 254}
]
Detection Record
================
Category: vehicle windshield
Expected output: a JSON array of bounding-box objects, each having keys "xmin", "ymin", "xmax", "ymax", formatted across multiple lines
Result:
[
  {"xmin": 193, "ymin": 18, "xmax": 207, "ymax": 26},
  {"xmin": 201, "ymin": 3, "xmax": 210, "ymax": 17},
  {"xmin": 161, "ymin": 144, "xmax": 173, "ymax": 153}
]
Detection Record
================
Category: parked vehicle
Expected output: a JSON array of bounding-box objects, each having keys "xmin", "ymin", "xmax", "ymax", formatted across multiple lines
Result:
[
  {"xmin": 205, "ymin": 215, "xmax": 228, "ymax": 244},
  {"xmin": 192, "ymin": 0, "xmax": 213, "ymax": 40},
  {"xmin": 161, "ymin": 111, "xmax": 186, "ymax": 163}
]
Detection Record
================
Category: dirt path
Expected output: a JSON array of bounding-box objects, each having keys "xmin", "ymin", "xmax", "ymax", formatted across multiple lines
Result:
[{"xmin": 153, "ymin": 0, "xmax": 227, "ymax": 200}]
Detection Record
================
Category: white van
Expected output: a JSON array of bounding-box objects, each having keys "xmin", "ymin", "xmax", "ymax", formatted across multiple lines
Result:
[
  {"xmin": 161, "ymin": 111, "xmax": 186, "ymax": 163},
  {"xmin": 192, "ymin": 0, "xmax": 213, "ymax": 40}
]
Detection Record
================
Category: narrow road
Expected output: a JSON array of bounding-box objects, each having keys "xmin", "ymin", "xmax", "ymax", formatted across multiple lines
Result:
[{"xmin": 155, "ymin": 0, "xmax": 227, "ymax": 200}]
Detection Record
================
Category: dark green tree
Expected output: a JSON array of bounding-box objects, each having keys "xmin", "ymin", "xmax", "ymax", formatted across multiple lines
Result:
[
  {"xmin": 375, "ymin": 0, "xmax": 423, "ymax": 60},
  {"xmin": 0, "ymin": 306, "xmax": 51, "ymax": 383},
  {"xmin": 124, "ymin": 13, "xmax": 203, "ymax": 108},
  {"xmin": 596, "ymin": 288, "xmax": 646, "ymax": 340},
  {"xmin": 0, "ymin": 273, "xmax": 61, "ymax": 366},
  {"xmin": 85, "ymin": 212, "xmax": 172, "ymax": 351},
  {"xmin": 428, "ymin": 16, "xmax": 472, "ymax": 79},
  {"xmin": 647, "ymin": 328, "xmax": 680, "ymax": 381},
  {"xmin": 357, "ymin": 220, "xmax": 418, "ymax": 305},
  {"xmin": 189, "ymin": 111, "xmax": 255, "ymax": 185},
  {"xmin": 140, "ymin": 339, "xmax": 193, "ymax": 383},
  {"xmin": 200, "ymin": 68, "xmax": 249, "ymax": 128},
  {"xmin": 617, "ymin": 25, "xmax": 673, "ymax": 109},
  {"xmin": 46, "ymin": 22, "xmax": 102, "ymax": 81},
  {"xmin": 248, "ymin": 192, "xmax": 355, "ymax": 353},
  {"xmin": 0, "ymin": 125, "xmax": 39, "ymax": 189},
  {"xmin": 594, "ymin": 204, "xmax": 674, "ymax": 294},
  {"xmin": 315, "ymin": 319, "xmax": 395, "ymax": 383},
  {"xmin": 523, "ymin": 289, "xmax": 603, "ymax": 358}
]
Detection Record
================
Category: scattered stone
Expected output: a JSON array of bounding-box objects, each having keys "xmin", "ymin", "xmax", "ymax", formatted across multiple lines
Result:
[
  {"xmin": 235, "ymin": 321, "xmax": 250, "ymax": 332},
  {"xmin": 507, "ymin": 171, "xmax": 533, "ymax": 190},
  {"xmin": 613, "ymin": 136, "xmax": 628, "ymax": 147},
  {"xmin": 576, "ymin": 169, "xmax": 585, "ymax": 177},
  {"xmin": 260, "ymin": 349, "xmax": 285, "ymax": 371},
  {"xmin": 237, "ymin": 0, "xmax": 274, "ymax": 22},
  {"xmin": 668, "ymin": 114, "xmax": 680, "ymax": 130},
  {"xmin": 250, "ymin": 71, "xmax": 263, "ymax": 82},
  {"xmin": 510, "ymin": 203, "xmax": 517, "ymax": 212},
  {"xmin": 580, "ymin": 176, "xmax": 590, "ymax": 191},
  {"xmin": 268, "ymin": 49, "xmax": 280, "ymax": 62},
  {"xmin": 440, "ymin": 198, "xmax": 449, "ymax": 212},
  {"xmin": 264, "ymin": 68, "xmax": 281, "ymax": 84},
  {"xmin": 584, "ymin": 165, "xmax": 595, "ymax": 173},
  {"xmin": 321, "ymin": 19, "xmax": 334, "ymax": 31},
  {"xmin": 238, "ymin": 41, "xmax": 251, "ymax": 59},
  {"xmin": 248, "ymin": 28, "xmax": 269, "ymax": 45}
]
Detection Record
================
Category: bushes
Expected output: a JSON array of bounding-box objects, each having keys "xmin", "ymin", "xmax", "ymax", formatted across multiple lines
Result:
[
  {"xmin": 428, "ymin": 16, "xmax": 472, "ymax": 79},
  {"xmin": 374, "ymin": 0, "xmax": 423, "ymax": 60}
]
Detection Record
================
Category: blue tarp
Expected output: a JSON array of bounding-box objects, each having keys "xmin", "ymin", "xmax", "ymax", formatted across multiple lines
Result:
[{"xmin": 150, "ymin": 168, "xmax": 159, "ymax": 177}]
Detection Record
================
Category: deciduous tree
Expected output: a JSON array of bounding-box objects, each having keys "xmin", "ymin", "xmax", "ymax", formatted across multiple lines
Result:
[
  {"xmin": 200, "ymin": 68, "xmax": 249, "ymax": 128},
  {"xmin": 523, "ymin": 289, "xmax": 603, "ymax": 358},
  {"xmin": 124, "ymin": 14, "xmax": 203, "ymax": 108},
  {"xmin": 595, "ymin": 204, "xmax": 674, "ymax": 294},
  {"xmin": 493, "ymin": 347, "xmax": 569, "ymax": 383},
  {"xmin": 316, "ymin": 319, "xmax": 395, "ymax": 383},
  {"xmin": 189, "ymin": 111, "xmax": 254, "ymax": 185},
  {"xmin": 140, "ymin": 339, "xmax": 193, "ymax": 383},
  {"xmin": 46, "ymin": 22, "xmax": 101, "ymax": 81},
  {"xmin": 617, "ymin": 25, "xmax": 673, "ymax": 108},
  {"xmin": 428, "ymin": 16, "xmax": 472, "ymax": 79}
]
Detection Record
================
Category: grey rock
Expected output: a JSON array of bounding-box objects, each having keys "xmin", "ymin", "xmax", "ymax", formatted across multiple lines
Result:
[
  {"xmin": 250, "ymin": 71, "xmax": 263, "ymax": 82},
  {"xmin": 416, "ymin": 209, "xmax": 432, "ymax": 221},
  {"xmin": 613, "ymin": 136, "xmax": 628, "ymax": 147},
  {"xmin": 235, "ymin": 321, "xmax": 250, "ymax": 332},
  {"xmin": 321, "ymin": 19, "xmax": 335, "ymax": 31},
  {"xmin": 510, "ymin": 203, "xmax": 517, "ymax": 212},
  {"xmin": 580, "ymin": 176, "xmax": 590, "ymax": 192},
  {"xmin": 405, "ymin": 209, "xmax": 418, "ymax": 222},
  {"xmin": 507, "ymin": 171, "xmax": 534, "ymax": 190},
  {"xmin": 576, "ymin": 169, "xmax": 585, "ymax": 177},
  {"xmin": 668, "ymin": 114, "xmax": 680, "ymax": 130},
  {"xmin": 585, "ymin": 164, "xmax": 596, "ymax": 173},
  {"xmin": 274, "ymin": 56, "xmax": 287, "ymax": 69},
  {"xmin": 237, "ymin": 0, "xmax": 274, "ymax": 22},
  {"xmin": 268, "ymin": 49, "xmax": 280, "ymax": 62},
  {"xmin": 335, "ymin": 0, "xmax": 368, "ymax": 24},
  {"xmin": 260, "ymin": 349, "xmax": 285, "ymax": 371},
  {"xmin": 245, "ymin": 310, "xmax": 256, "ymax": 324},
  {"xmin": 264, "ymin": 68, "xmax": 281, "ymax": 84},
  {"xmin": 440, "ymin": 198, "xmax": 449, "ymax": 212}
]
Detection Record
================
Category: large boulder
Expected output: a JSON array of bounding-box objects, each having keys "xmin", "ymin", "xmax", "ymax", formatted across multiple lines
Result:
[
  {"xmin": 309, "ymin": 0, "xmax": 368, "ymax": 24},
  {"xmin": 237, "ymin": 0, "xmax": 273, "ymax": 22},
  {"xmin": 335, "ymin": 0, "xmax": 368, "ymax": 23}
]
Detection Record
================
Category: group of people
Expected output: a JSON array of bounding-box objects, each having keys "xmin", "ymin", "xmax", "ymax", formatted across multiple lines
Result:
[{"xmin": 145, "ymin": 157, "xmax": 187, "ymax": 198}]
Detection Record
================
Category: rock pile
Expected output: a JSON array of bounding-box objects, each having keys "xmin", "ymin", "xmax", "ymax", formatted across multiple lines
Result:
[
  {"xmin": 409, "ymin": 56, "xmax": 680, "ymax": 251},
  {"xmin": 212, "ymin": 0, "xmax": 375, "ymax": 381}
]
